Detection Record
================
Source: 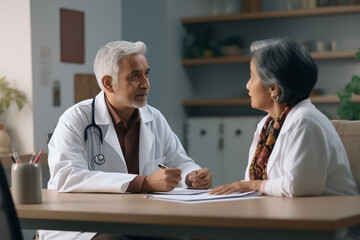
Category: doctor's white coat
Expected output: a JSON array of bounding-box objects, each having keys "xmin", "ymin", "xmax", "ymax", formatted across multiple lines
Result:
[
  {"xmin": 40, "ymin": 91, "xmax": 201, "ymax": 240},
  {"xmin": 244, "ymin": 99, "xmax": 359, "ymax": 197}
]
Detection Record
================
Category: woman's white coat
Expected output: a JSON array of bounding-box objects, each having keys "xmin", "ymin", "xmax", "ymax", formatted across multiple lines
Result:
[{"xmin": 245, "ymin": 99, "xmax": 359, "ymax": 197}]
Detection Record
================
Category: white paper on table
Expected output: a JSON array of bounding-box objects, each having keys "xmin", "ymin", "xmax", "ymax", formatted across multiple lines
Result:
[
  {"xmin": 145, "ymin": 190, "xmax": 262, "ymax": 203},
  {"xmin": 150, "ymin": 187, "xmax": 209, "ymax": 195}
]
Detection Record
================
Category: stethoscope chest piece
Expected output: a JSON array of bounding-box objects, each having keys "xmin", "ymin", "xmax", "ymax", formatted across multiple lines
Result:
[{"xmin": 94, "ymin": 154, "xmax": 105, "ymax": 165}]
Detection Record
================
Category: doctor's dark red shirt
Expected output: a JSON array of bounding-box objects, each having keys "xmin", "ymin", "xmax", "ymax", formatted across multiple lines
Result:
[{"xmin": 104, "ymin": 94, "xmax": 146, "ymax": 193}]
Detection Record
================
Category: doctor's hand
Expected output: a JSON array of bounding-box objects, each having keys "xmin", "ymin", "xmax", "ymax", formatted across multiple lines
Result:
[
  {"xmin": 185, "ymin": 168, "xmax": 212, "ymax": 189},
  {"xmin": 209, "ymin": 180, "xmax": 262, "ymax": 195},
  {"xmin": 142, "ymin": 168, "xmax": 182, "ymax": 192}
]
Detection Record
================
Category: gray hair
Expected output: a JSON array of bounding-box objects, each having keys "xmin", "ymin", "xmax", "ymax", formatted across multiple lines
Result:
[
  {"xmin": 93, "ymin": 41, "xmax": 146, "ymax": 90},
  {"xmin": 250, "ymin": 38, "xmax": 318, "ymax": 104}
]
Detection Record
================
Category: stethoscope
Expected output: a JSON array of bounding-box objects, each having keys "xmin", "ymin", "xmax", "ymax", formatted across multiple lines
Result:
[{"xmin": 84, "ymin": 97, "xmax": 105, "ymax": 170}]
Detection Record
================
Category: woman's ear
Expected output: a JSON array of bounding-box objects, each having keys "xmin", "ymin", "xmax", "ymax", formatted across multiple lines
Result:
[
  {"xmin": 269, "ymin": 84, "xmax": 280, "ymax": 97},
  {"xmin": 102, "ymin": 75, "xmax": 114, "ymax": 93}
]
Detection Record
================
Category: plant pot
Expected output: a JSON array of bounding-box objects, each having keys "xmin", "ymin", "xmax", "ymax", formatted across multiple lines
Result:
[{"xmin": 0, "ymin": 124, "xmax": 10, "ymax": 154}]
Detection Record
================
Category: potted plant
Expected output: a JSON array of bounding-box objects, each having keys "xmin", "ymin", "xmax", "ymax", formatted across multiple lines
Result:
[
  {"xmin": 220, "ymin": 36, "xmax": 245, "ymax": 57},
  {"xmin": 183, "ymin": 28, "xmax": 215, "ymax": 59},
  {"xmin": 337, "ymin": 49, "xmax": 360, "ymax": 120},
  {"xmin": 0, "ymin": 76, "xmax": 27, "ymax": 153}
]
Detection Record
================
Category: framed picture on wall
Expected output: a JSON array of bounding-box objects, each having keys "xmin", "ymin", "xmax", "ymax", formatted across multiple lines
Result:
[{"xmin": 60, "ymin": 8, "xmax": 85, "ymax": 64}]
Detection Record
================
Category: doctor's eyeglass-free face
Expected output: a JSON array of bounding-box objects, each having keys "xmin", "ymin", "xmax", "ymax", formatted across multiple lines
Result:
[{"xmin": 104, "ymin": 53, "xmax": 151, "ymax": 111}]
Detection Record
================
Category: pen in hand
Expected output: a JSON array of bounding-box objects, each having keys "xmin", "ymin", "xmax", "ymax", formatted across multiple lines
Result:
[{"xmin": 158, "ymin": 163, "xmax": 169, "ymax": 169}]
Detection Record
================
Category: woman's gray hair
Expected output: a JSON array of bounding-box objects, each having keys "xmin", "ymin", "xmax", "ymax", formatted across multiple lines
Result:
[
  {"xmin": 94, "ymin": 41, "xmax": 146, "ymax": 90},
  {"xmin": 250, "ymin": 38, "xmax": 318, "ymax": 104}
]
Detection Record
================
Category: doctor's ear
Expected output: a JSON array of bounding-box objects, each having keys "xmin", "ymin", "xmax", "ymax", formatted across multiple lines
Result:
[{"xmin": 102, "ymin": 75, "xmax": 115, "ymax": 93}]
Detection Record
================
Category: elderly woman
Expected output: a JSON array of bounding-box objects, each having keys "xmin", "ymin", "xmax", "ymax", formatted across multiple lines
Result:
[{"xmin": 209, "ymin": 38, "xmax": 359, "ymax": 197}]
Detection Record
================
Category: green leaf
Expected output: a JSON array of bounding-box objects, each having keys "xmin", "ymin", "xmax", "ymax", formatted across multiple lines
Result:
[
  {"xmin": 337, "ymin": 50, "xmax": 360, "ymax": 120},
  {"xmin": 356, "ymin": 49, "xmax": 360, "ymax": 60},
  {"xmin": 15, "ymin": 99, "xmax": 24, "ymax": 110},
  {"xmin": 0, "ymin": 76, "xmax": 27, "ymax": 116}
]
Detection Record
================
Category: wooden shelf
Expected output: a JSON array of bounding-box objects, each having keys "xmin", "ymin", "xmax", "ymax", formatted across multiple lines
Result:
[
  {"xmin": 183, "ymin": 95, "xmax": 360, "ymax": 107},
  {"xmin": 181, "ymin": 5, "xmax": 360, "ymax": 112},
  {"xmin": 181, "ymin": 5, "xmax": 360, "ymax": 24},
  {"xmin": 182, "ymin": 50, "xmax": 357, "ymax": 66},
  {"xmin": 183, "ymin": 98, "xmax": 250, "ymax": 106},
  {"xmin": 182, "ymin": 55, "xmax": 251, "ymax": 65},
  {"xmin": 310, "ymin": 50, "xmax": 358, "ymax": 59}
]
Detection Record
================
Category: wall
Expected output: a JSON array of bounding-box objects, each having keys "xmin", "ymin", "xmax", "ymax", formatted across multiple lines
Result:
[
  {"xmin": 1, "ymin": 2, "xmax": 34, "ymax": 239},
  {"xmin": 123, "ymin": 0, "xmax": 360, "ymax": 142},
  {"xmin": 122, "ymin": 0, "xmax": 213, "ymax": 140},
  {"xmin": 188, "ymin": 8, "xmax": 360, "ymax": 118},
  {"xmin": 31, "ymin": 0, "xmax": 122, "ymax": 151},
  {"xmin": 3, "ymin": 0, "xmax": 359, "ymax": 152},
  {"xmin": 0, "ymin": 0, "xmax": 34, "ymax": 153}
]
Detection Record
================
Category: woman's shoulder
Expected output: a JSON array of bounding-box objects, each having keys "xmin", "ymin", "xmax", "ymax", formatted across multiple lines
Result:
[
  {"xmin": 283, "ymin": 99, "xmax": 332, "ymax": 132},
  {"xmin": 293, "ymin": 99, "xmax": 327, "ymax": 120}
]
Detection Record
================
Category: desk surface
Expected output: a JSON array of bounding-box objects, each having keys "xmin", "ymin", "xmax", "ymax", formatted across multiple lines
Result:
[{"xmin": 15, "ymin": 189, "xmax": 360, "ymax": 239}]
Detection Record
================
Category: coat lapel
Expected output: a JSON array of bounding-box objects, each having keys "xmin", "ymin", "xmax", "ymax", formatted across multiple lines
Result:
[
  {"xmin": 266, "ymin": 99, "xmax": 310, "ymax": 174},
  {"xmin": 138, "ymin": 107, "xmax": 155, "ymax": 174},
  {"xmin": 94, "ymin": 91, "xmax": 125, "ymax": 165}
]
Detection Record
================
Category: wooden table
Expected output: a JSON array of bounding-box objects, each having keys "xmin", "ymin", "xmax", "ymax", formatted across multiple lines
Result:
[{"xmin": 16, "ymin": 189, "xmax": 360, "ymax": 240}]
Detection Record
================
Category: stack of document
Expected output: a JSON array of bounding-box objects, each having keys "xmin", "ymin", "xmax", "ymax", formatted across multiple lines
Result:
[{"xmin": 145, "ymin": 188, "xmax": 262, "ymax": 203}]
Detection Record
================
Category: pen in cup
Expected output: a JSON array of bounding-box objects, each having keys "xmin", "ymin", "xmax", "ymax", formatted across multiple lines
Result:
[
  {"xmin": 29, "ymin": 151, "xmax": 37, "ymax": 163},
  {"xmin": 158, "ymin": 163, "xmax": 169, "ymax": 169},
  {"xmin": 32, "ymin": 148, "xmax": 44, "ymax": 164},
  {"xmin": 9, "ymin": 154, "xmax": 16, "ymax": 164},
  {"xmin": 12, "ymin": 148, "xmax": 20, "ymax": 163}
]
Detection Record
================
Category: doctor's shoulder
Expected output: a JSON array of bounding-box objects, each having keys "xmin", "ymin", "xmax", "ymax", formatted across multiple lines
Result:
[
  {"xmin": 58, "ymin": 99, "xmax": 93, "ymax": 126},
  {"xmin": 140, "ymin": 105, "xmax": 171, "ymax": 129},
  {"xmin": 140, "ymin": 104, "xmax": 162, "ymax": 119}
]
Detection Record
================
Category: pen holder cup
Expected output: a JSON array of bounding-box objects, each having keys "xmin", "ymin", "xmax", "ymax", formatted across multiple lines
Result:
[{"xmin": 11, "ymin": 163, "xmax": 42, "ymax": 204}]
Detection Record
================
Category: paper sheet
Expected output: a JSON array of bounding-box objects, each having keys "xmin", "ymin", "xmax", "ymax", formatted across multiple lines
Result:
[
  {"xmin": 145, "ymin": 190, "xmax": 262, "ymax": 203},
  {"xmin": 150, "ymin": 187, "xmax": 209, "ymax": 195}
]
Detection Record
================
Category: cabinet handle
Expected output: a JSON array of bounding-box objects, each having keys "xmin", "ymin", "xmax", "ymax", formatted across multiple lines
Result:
[
  {"xmin": 235, "ymin": 129, "xmax": 242, "ymax": 136},
  {"xmin": 200, "ymin": 129, "xmax": 206, "ymax": 136},
  {"xmin": 218, "ymin": 137, "xmax": 224, "ymax": 150}
]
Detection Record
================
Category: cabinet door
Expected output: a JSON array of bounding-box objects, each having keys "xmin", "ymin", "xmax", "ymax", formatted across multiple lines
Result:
[
  {"xmin": 222, "ymin": 117, "xmax": 261, "ymax": 184},
  {"xmin": 186, "ymin": 118, "xmax": 223, "ymax": 187}
]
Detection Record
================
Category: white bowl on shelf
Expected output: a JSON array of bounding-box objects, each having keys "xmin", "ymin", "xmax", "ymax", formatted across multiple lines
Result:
[{"xmin": 221, "ymin": 45, "xmax": 243, "ymax": 57}]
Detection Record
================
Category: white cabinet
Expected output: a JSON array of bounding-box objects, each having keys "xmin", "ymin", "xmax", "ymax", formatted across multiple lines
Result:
[
  {"xmin": 186, "ymin": 116, "xmax": 262, "ymax": 187},
  {"xmin": 186, "ymin": 118, "xmax": 223, "ymax": 187}
]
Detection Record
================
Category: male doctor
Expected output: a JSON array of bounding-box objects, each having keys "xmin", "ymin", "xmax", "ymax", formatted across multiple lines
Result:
[{"xmin": 40, "ymin": 41, "xmax": 212, "ymax": 240}]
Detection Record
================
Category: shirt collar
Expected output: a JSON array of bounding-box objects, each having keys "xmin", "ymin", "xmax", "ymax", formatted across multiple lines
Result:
[{"xmin": 104, "ymin": 93, "xmax": 140, "ymax": 128}]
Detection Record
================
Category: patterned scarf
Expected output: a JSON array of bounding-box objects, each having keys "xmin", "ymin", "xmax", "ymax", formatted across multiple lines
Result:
[{"xmin": 249, "ymin": 106, "xmax": 292, "ymax": 180}]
